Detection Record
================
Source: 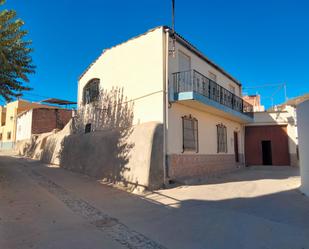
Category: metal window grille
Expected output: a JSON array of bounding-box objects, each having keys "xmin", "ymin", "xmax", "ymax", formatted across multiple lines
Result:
[
  {"xmin": 83, "ymin": 78, "xmax": 100, "ymax": 104},
  {"xmin": 217, "ymin": 124, "xmax": 227, "ymax": 153},
  {"xmin": 182, "ymin": 115, "xmax": 198, "ymax": 152}
]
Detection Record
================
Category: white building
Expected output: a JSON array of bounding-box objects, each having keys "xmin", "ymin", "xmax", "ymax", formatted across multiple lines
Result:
[{"xmin": 77, "ymin": 26, "xmax": 254, "ymax": 186}]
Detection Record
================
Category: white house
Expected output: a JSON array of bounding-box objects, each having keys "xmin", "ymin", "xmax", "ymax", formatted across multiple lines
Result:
[{"xmin": 76, "ymin": 26, "xmax": 254, "ymax": 187}]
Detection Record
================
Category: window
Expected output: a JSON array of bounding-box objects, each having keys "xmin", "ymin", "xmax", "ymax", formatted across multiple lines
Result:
[
  {"xmin": 85, "ymin": 123, "xmax": 91, "ymax": 133},
  {"xmin": 182, "ymin": 115, "xmax": 198, "ymax": 152},
  {"xmin": 0, "ymin": 133, "xmax": 2, "ymax": 140},
  {"xmin": 83, "ymin": 78, "xmax": 100, "ymax": 104},
  {"xmin": 217, "ymin": 124, "xmax": 227, "ymax": 153},
  {"xmin": 208, "ymin": 71, "xmax": 217, "ymax": 82},
  {"xmin": 7, "ymin": 131, "xmax": 11, "ymax": 140}
]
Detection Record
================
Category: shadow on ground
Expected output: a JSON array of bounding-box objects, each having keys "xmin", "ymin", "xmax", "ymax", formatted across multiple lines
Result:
[{"xmin": 1, "ymin": 155, "xmax": 308, "ymax": 249}]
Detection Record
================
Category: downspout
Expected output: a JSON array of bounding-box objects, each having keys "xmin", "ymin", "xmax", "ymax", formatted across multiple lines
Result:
[{"xmin": 163, "ymin": 27, "xmax": 170, "ymax": 186}]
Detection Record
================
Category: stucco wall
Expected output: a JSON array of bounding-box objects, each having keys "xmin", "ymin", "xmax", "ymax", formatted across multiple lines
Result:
[
  {"xmin": 297, "ymin": 100, "xmax": 309, "ymax": 196},
  {"xmin": 59, "ymin": 122, "xmax": 163, "ymax": 191},
  {"xmin": 17, "ymin": 121, "xmax": 164, "ymax": 191},
  {"xmin": 78, "ymin": 27, "xmax": 165, "ymax": 125},
  {"xmin": 16, "ymin": 109, "xmax": 33, "ymax": 141},
  {"xmin": 168, "ymin": 103, "xmax": 244, "ymax": 155},
  {"xmin": 168, "ymin": 38, "xmax": 241, "ymax": 96}
]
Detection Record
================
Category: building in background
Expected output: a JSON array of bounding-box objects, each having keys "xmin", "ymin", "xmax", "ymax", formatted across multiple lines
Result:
[
  {"xmin": 245, "ymin": 98, "xmax": 301, "ymax": 167},
  {"xmin": 0, "ymin": 100, "xmax": 56, "ymax": 149},
  {"xmin": 243, "ymin": 95, "xmax": 265, "ymax": 112},
  {"xmin": 16, "ymin": 108, "xmax": 72, "ymax": 142}
]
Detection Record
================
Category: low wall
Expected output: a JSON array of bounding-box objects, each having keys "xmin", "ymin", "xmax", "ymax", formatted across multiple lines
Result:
[
  {"xmin": 168, "ymin": 154, "xmax": 245, "ymax": 183},
  {"xmin": 17, "ymin": 121, "xmax": 164, "ymax": 191},
  {"xmin": 60, "ymin": 122, "xmax": 163, "ymax": 191}
]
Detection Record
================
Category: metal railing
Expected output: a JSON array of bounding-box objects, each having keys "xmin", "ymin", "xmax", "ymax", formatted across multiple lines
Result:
[{"xmin": 172, "ymin": 70, "xmax": 253, "ymax": 118}]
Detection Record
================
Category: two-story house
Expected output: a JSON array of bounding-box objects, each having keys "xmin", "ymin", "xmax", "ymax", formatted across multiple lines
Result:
[{"xmin": 78, "ymin": 26, "xmax": 253, "ymax": 186}]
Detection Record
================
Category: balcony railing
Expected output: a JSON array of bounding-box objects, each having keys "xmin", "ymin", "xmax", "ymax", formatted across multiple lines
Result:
[{"xmin": 172, "ymin": 70, "xmax": 253, "ymax": 118}]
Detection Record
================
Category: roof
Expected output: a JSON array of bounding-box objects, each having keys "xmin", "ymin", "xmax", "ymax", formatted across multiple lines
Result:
[
  {"xmin": 283, "ymin": 93, "xmax": 309, "ymax": 107},
  {"xmin": 41, "ymin": 98, "xmax": 77, "ymax": 105},
  {"xmin": 79, "ymin": 26, "xmax": 242, "ymax": 86}
]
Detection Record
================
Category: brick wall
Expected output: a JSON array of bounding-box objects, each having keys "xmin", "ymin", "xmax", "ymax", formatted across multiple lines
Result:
[
  {"xmin": 168, "ymin": 154, "xmax": 245, "ymax": 183},
  {"xmin": 32, "ymin": 108, "xmax": 72, "ymax": 135}
]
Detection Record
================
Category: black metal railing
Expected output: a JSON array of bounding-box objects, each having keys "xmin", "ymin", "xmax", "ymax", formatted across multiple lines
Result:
[{"xmin": 172, "ymin": 70, "xmax": 253, "ymax": 118}]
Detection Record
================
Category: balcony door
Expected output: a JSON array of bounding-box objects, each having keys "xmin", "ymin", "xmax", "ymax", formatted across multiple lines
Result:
[{"xmin": 178, "ymin": 51, "xmax": 191, "ymax": 91}]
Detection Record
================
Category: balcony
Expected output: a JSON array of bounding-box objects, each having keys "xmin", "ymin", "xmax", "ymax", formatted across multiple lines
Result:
[{"xmin": 171, "ymin": 70, "xmax": 254, "ymax": 122}]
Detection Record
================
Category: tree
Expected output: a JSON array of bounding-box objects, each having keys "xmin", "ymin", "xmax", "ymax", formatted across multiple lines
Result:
[{"xmin": 0, "ymin": 0, "xmax": 35, "ymax": 102}]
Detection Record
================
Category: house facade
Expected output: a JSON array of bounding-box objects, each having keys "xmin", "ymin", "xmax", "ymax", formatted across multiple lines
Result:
[
  {"xmin": 16, "ymin": 108, "xmax": 72, "ymax": 142},
  {"xmin": 245, "ymin": 104, "xmax": 298, "ymax": 166},
  {"xmin": 0, "ymin": 100, "xmax": 55, "ymax": 149},
  {"xmin": 77, "ymin": 26, "xmax": 253, "ymax": 186}
]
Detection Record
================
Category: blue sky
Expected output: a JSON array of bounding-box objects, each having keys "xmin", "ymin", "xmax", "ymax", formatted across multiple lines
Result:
[{"xmin": 3, "ymin": 0, "xmax": 309, "ymax": 108}]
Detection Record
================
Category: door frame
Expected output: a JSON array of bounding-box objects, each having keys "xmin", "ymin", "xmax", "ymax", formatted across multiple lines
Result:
[{"xmin": 234, "ymin": 131, "xmax": 239, "ymax": 162}]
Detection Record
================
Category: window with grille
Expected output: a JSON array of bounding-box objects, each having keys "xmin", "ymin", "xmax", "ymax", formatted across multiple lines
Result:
[
  {"xmin": 182, "ymin": 115, "xmax": 198, "ymax": 152},
  {"xmin": 83, "ymin": 78, "xmax": 100, "ymax": 104},
  {"xmin": 217, "ymin": 124, "xmax": 227, "ymax": 153}
]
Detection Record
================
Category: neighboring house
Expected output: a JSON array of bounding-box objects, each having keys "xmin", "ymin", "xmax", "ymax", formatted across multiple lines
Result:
[
  {"xmin": 243, "ymin": 95, "xmax": 265, "ymax": 112},
  {"xmin": 245, "ymin": 103, "xmax": 299, "ymax": 166},
  {"xmin": 77, "ymin": 26, "xmax": 254, "ymax": 185},
  {"xmin": 0, "ymin": 100, "xmax": 55, "ymax": 149},
  {"xmin": 16, "ymin": 108, "xmax": 72, "ymax": 142}
]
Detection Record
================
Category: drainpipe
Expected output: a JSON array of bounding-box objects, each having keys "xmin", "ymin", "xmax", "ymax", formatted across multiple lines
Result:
[{"xmin": 162, "ymin": 27, "xmax": 170, "ymax": 186}]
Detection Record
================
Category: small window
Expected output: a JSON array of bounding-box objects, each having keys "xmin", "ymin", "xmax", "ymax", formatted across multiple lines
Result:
[
  {"xmin": 209, "ymin": 72, "xmax": 217, "ymax": 82},
  {"xmin": 85, "ymin": 123, "xmax": 91, "ymax": 133},
  {"xmin": 182, "ymin": 115, "xmax": 198, "ymax": 152},
  {"xmin": 7, "ymin": 131, "xmax": 11, "ymax": 140},
  {"xmin": 217, "ymin": 124, "xmax": 227, "ymax": 153},
  {"xmin": 83, "ymin": 78, "xmax": 100, "ymax": 104}
]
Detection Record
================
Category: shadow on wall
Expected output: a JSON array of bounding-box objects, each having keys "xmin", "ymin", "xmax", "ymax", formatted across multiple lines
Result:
[{"xmin": 59, "ymin": 87, "xmax": 135, "ymax": 183}]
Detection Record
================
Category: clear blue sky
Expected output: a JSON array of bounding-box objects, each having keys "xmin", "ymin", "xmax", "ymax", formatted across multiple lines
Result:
[{"xmin": 4, "ymin": 0, "xmax": 309, "ymax": 108}]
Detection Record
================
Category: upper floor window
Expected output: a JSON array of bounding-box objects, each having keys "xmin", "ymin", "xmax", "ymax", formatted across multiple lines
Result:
[
  {"xmin": 217, "ymin": 124, "xmax": 227, "ymax": 153},
  {"xmin": 208, "ymin": 72, "xmax": 217, "ymax": 82},
  {"xmin": 83, "ymin": 78, "xmax": 100, "ymax": 104},
  {"xmin": 182, "ymin": 115, "xmax": 198, "ymax": 152}
]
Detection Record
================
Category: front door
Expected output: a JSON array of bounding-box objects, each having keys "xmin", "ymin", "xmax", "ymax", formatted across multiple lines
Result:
[
  {"xmin": 234, "ymin": 132, "xmax": 239, "ymax": 162},
  {"xmin": 262, "ymin": 140, "xmax": 272, "ymax": 165}
]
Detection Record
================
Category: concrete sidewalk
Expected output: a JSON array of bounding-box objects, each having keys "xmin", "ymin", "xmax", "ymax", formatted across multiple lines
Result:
[{"xmin": 1, "ymin": 155, "xmax": 309, "ymax": 249}]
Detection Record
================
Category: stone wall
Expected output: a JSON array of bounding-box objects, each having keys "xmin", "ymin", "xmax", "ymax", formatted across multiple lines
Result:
[{"xmin": 168, "ymin": 154, "xmax": 245, "ymax": 183}]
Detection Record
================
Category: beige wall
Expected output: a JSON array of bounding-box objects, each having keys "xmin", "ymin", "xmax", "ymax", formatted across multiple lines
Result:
[
  {"xmin": 168, "ymin": 39, "xmax": 241, "ymax": 97},
  {"xmin": 167, "ymin": 103, "xmax": 244, "ymax": 155},
  {"xmin": 78, "ymin": 27, "xmax": 165, "ymax": 125}
]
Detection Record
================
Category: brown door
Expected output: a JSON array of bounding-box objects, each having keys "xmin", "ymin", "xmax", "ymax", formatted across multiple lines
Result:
[{"xmin": 234, "ymin": 132, "xmax": 239, "ymax": 162}]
